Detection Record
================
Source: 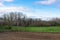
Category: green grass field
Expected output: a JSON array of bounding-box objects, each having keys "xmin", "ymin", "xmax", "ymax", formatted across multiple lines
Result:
[
  {"xmin": 11, "ymin": 26, "xmax": 60, "ymax": 32},
  {"xmin": 0, "ymin": 26, "xmax": 60, "ymax": 32}
]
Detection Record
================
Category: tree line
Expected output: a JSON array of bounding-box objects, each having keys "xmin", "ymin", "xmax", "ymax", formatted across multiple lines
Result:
[{"xmin": 0, "ymin": 12, "xmax": 60, "ymax": 27}]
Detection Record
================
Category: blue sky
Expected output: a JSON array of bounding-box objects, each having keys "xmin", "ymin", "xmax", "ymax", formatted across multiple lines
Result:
[{"xmin": 0, "ymin": 0, "xmax": 60, "ymax": 20}]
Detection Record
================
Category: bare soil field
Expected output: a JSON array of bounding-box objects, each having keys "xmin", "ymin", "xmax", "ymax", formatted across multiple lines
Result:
[{"xmin": 0, "ymin": 32, "xmax": 60, "ymax": 40}]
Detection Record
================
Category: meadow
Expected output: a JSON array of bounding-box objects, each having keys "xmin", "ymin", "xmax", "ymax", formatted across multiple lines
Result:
[
  {"xmin": 0, "ymin": 26, "xmax": 60, "ymax": 32},
  {"xmin": 11, "ymin": 26, "xmax": 60, "ymax": 32}
]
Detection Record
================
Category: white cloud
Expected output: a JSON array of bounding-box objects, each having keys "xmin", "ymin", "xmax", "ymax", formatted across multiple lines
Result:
[
  {"xmin": 0, "ymin": 0, "xmax": 14, "ymax": 7},
  {"xmin": 0, "ymin": 6, "xmax": 30, "ymax": 12},
  {"xmin": 35, "ymin": 0, "xmax": 56, "ymax": 5},
  {"xmin": 0, "ymin": 0, "xmax": 14, "ymax": 2},
  {"xmin": 0, "ymin": 6, "xmax": 43, "ymax": 18},
  {"xmin": 4, "ymin": 0, "xmax": 14, "ymax": 2},
  {"xmin": 0, "ymin": 3, "xmax": 4, "ymax": 6},
  {"xmin": 0, "ymin": 6, "xmax": 33, "ymax": 17},
  {"xmin": 0, "ymin": 6, "xmax": 60, "ymax": 20}
]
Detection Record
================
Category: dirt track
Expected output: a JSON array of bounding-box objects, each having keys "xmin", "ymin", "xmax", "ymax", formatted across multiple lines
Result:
[{"xmin": 0, "ymin": 32, "xmax": 60, "ymax": 40}]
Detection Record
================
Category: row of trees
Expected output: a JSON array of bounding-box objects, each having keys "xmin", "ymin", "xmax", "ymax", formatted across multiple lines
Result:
[{"xmin": 0, "ymin": 12, "xmax": 60, "ymax": 27}]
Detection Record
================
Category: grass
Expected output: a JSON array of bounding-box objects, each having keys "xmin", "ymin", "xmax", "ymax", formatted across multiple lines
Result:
[
  {"xmin": 0, "ymin": 26, "xmax": 60, "ymax": 32},
  {"xmin": 11, "ymin": 26, "xmax": 60, "ymax": 32}
]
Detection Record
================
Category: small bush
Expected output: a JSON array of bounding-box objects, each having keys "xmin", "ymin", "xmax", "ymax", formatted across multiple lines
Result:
[{"xmin": 5, "ymin": 26, "xmax": 11, "ymax": 30}]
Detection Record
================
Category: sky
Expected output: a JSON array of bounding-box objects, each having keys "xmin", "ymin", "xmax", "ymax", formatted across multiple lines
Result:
[{"xmin": 0, "ymin": 0, "xmax": 60, "ymax": 20}]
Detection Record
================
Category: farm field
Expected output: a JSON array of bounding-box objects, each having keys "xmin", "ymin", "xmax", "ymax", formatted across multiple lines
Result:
[
  {"xmin": 0, "ymin": 32, "xmax": 60, "ymax": 40},
  {"xmin": 11, "ymin": 26, "xmax": 60, "ymax": 32},
  {"xmin": 0, "ymin": 26, "xmax": 60, "ymax": 40},
  {"xmin": 1, "ymin": 26, "xmax": 60, "ymax": 32}
]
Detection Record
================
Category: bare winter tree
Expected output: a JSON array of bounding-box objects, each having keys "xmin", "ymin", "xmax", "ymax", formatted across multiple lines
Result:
[{"xmin": 2, "ymin": 12, "xmax": 26, "ymax": 26}]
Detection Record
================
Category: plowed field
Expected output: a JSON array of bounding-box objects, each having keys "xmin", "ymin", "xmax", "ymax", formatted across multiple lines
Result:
[{"xmin": 0, "ymin": 32, "xmax": 60, "ymax": 40}]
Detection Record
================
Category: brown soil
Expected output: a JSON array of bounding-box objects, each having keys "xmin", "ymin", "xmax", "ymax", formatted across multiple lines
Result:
[{"xmin": 0, "ymin": 32, "xmax": 60, "ymax": 40}]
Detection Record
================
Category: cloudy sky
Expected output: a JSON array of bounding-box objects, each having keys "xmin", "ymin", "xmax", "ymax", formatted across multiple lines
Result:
[{"xmin": 0, "ymin": 0, "xmax": 60, "ymax": 20}]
